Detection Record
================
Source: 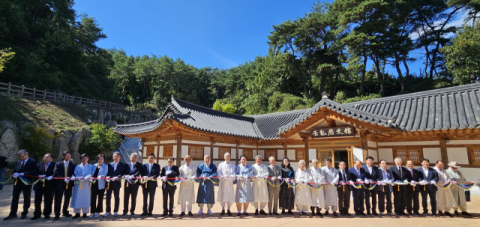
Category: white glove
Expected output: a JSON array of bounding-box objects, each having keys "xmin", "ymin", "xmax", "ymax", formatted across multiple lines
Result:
[
  {"xmin": 112, "ymin": 177, "xmax": 119, "ymax": 181},
  {"xmin": 271, "ymin": 176, "xmax": 276, "ymax": 181},
  {"xmin": 98, "ymin": 175, "xmax": 104, "ymax": 179},
  {"xmin": 71, "ymin": 176, "xmax": 76, "ymax": 181},
  {"xmin": 39, "ymin": 175, "xmax": 46, "ymax": 178},
  {"xmin": 19, "ymin": 173, "xmax": 24, "ymax": 176},
  {"xmin": 411, "ymin": 180, "xmax": 417, "ymax": 184},
  {"xmin": 166, "ymin": 171, "xmax": 172, "ymax": 175},
  {"xmin": 451, "ymin": 181, "xmax": 457, "ymax": 184},
  {"xmin": 430, "ymin": 181, "xmax": 436, "ymax": 185},
  {"xmin": 47, "ymin": 176, "xmax": 53, "ymax": 180},
  {"xmin": 387, "ymin": 180, "xmax": 393, "ymax": 184},
  {"xmin": 365, "ymin": 179, "xmax": 370, "ymax": 184},
  {"xmin": 206, "ymin": 176, "xmax": 211, "ymax": 180},
  {"xmin": 349, "ymin": 180, "xmax": 354, "ymax": 185},
  {"xmin": 106, "ymin": 177, "xmax": 111, "ymax": 182},
  {"xmin": 356, "ymin": 179, "xmax": 364, "ymax": 184},
  {"xmin": 162, "ymin": 176, "xmax": 167, "ymax": 182},
  {"xmin": 189, "ymin": 176, "xmax": 196, "ymax": 180},
  {"xmin": 85, "ymin": 175, "xmax": 91, "ymax": 179},
  {"xmin": 128, "ymin": 175, "xmax": 134, "ymax": 180},
  {"xmin": 64, "ymin": 179, "xmax": 69, "ymax": 183},
  {"xmin": 13, "ymin": 173, "xmax": 19, "ymax": 179}
]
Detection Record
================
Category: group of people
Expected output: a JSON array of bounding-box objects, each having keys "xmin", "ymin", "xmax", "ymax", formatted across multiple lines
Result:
[{"xmin": 2, "ymin": 149, "xmax": 475, "ymax": 221}]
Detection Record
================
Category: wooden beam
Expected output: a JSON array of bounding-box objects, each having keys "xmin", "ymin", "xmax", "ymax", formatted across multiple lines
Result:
[{"xmin": 176, "ymin": 133, "xmax": 182, "ymax": 167}]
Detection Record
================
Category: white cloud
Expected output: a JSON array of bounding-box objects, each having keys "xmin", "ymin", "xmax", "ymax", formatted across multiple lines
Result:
[
  {"xmin": 204, "ymin": 47, "xmax": 238, "ymax": 68},
  {"xmin": 410, "ymin": 9, "xmax": 471, "ymax": 40}
]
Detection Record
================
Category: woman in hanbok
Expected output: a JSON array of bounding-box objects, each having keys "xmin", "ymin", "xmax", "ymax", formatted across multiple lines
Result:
[
  {"xmin": 294, "ymin": 160, "xmax": 313, "ymax": 215},
  {"xmin": 309, "ymin": 159, "xmax": 325, "ymax": 216},
  {"xmin": 235, "ymin": 155, "xmax": 253, "ymax": 216},
  {"xmin": 178, "ymin": 155, "xmax": 196, "ymax": 216},
  {"xmin": 90, "ymin": 154, "xmax": 108, "ymax": 217},
  {"xmin": 279, "ymin": 157, "xmax": 295, "ymax": 214},
  {"xmin": 196, "ymin": 155, "xmax": 217, "ymax": 216},
  {"xmin": 71, "ymin": 153, "xmax": 93, "ymax": 218}
]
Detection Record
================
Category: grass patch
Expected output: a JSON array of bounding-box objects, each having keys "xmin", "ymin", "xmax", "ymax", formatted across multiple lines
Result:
[{"xmin": 0, "ymin": 95, "xmax": 132, "ymax": 132}]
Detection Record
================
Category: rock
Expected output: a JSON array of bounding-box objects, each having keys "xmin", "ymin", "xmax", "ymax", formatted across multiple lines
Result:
[
  {"xmin": 98, "ymin": 109, "xmax": 105, "ymax": 124},
  {"xmin": 53, "ymin": 130, "xmax": 74, "ymax": 161},
  {"xmin": 92, "ymin": 109, "xmax": 98, "ymax": 117},
  {"xmin": 69, "ymin": 131, "xmax": 83, "ymax": 163},
  {"xmin": 0, "ymin": 128, "xmax": 20, "ymax": 163},
  {"xmin": 105, "ymin": 112, "xmax": 112, "ymax": 121},
  {"xmin": 105, "ymin": 120, "xmax": 117, "ymax": 128},
  {"xmin": 43, "ymin": 129, "xmax": 56, "ymax": 151}
]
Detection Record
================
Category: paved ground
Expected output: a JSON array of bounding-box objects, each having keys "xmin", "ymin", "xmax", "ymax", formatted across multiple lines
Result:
[{"xmin": 0, "ymin": 183, "xmax": 479, "ymax": 227}]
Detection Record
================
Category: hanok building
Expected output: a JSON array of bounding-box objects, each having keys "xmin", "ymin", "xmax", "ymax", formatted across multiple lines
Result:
[{"xmin": 114, "ymin": 83, "xmax": 480, "ymax": 193}]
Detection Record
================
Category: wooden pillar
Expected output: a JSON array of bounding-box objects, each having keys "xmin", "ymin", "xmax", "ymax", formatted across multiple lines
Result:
[
  {"xmin": 53, "ymin": 92, "xmax": 56, "ymax": 102},
  {"xmin": 43, "ymin": 90, "xmax": 46, "ymax": 100},
  {"xmin": 283, "ymin": 142, "xmax": 287, "ymax": 161},
  {"xmin": 439, "ymin": 137, "xmax": 448, "ymax": 163},
  {"xmin": 176, "ymin": 134, "xmax": 182, "ymax": 167},
  {"xmin": 304, "ymin": 137, "xmax": 309, "ymax": 168},
  {"xmin": 20, "ymin": 85, "xmax": 24, "ymax": 98},
  {"xmin": 7, "ymin": 82, "xmax": 11, "ymax": 95},
  {"xmin": 32, "ymin": 87, "xmax": 36, "ymax": 100},
  {"xmin": 236, "ymin": 142, "xmax": 239, "ymax": 166}
]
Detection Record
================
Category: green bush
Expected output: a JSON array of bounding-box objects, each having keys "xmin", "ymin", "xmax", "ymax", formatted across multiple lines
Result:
[
  {"xmin": 116, "ymin": 118, "xmax": 125, "ymax": 124},
  {"xmin": 21, "ymin": 125, "xmax": 56, "ymax": 160},
  {"xmin": 87, "ymin": 123, "xmax": 121, "ymax": 155}
]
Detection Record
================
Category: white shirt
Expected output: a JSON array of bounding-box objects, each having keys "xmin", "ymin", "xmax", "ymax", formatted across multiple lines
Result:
[
  {"xmin": 21, "ymin": 158, "xmax": 29, "ymax": 167},
  {"xmin": 422, "ymin": 167, "xmax": 429, "ymax": 177},
  {"xmin": 367, "ymin": 165, "xmax": 373, "ymax": 175},
  {"xmin": 111, "ymin": 161, "xmax": 119, "ymax": 171}
]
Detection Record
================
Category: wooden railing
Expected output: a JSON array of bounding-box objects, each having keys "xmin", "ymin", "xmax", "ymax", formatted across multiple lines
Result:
[{"xmin": 0, "ymin": 82, "xmax": 149, "ymax": 113}]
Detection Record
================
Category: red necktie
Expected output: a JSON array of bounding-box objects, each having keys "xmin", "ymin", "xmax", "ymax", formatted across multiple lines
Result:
[
  {"xmin": 21, "ymin": 161, "xmax": 25, "ymax": 170},
  {"xmin": 410, "ymin": 169, "xmax": 413, "ymax": 177},
  {"xmin": 45, "ymin": 163, "xmax": 48, "ymax": 171}
]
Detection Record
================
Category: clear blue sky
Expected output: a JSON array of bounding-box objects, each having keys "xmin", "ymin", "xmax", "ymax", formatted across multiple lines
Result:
[
  {"xmin": 74, "ymin": 1, "xmax": 465, "ymax": 75},
  {"xmin": 74, "ymin": 0, "xmax": 321, "ymax": 69}
]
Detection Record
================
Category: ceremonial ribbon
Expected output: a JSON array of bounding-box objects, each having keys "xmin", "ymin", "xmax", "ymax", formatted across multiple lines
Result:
[
  {"xmin": 364, "ymin": 183, "xmax": 377, "ymax": 191},
  {"xmin": 0, "ymin": 175, "xmax": 13, "ymax": 184}
]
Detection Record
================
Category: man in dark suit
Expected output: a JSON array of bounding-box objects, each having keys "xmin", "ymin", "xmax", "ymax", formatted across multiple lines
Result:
[
  {"xmin": 104, "ymin": 151, "xmax": 128, "ymax": 217},
  {"xmin": 53, "ymin": 151, "xmax": 76, "ymax": 220},
  {"xmin": 123, "ymin": 153, "xmax": 142, "ymax": 216},
  {"xmin": 405, "ymin": 160, "xmax": 421, "ymax": 215},
  {"xmin": 141, "ymin": 153, "xmax": 160, "ymax": 217},
  {"xmin": 361, "ymin": 156, "xmax": 378, "ymax": 215},
  {"xmin": 377, "ymin": 159, "xmax": 394, "ymax": 215},
  {"xmin": 32, "ymin": 153, "xmax": 55, "ymax": 220},
  {"xmin": 161, "ymin": 157, "xmax": 180, "ymax": 217},
  {"xmin": 349, "ymin": 160, "xmax": 366, "ymax": 216},
  {"xmin": 418, "ymin": 158, "xmax": 439, "ymax": 218},
  {"xmin": 4, "ymin": 149, "xmax": 38, "ymax": 220},
  {"xmin": 337, "ymin": 161, "xmax": 352, "ymax": 216},
  {"xmin": 390, "ymin": 157, "xmax": 407, "ymax": 215}
]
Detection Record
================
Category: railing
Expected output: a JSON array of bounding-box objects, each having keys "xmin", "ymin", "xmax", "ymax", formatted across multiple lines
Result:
[{"xmin": 0, "ymin": 82, "xmax": 151, "ymax": 113}]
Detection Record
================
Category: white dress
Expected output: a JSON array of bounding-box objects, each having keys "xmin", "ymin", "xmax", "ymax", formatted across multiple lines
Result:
[
  {"xmin": 321, "ymin": 166, "xmax": 339, "ymax": 206},
  {"xmin": 309, "ymin": 167, "xmax": 325, "ymax": 208},
  {"xmin": 217, "ymin": 161, "xmax": 236, "ymax": 203},
  {"xmin": 294, "ymin": 169, "xmax": 313, "ymax": 207},
  {"xmin": 251, "ymin": 163, "xmax": 269, "ymax": 203},
  {"xmin": 177, "ymin": 164, "xmax": 196, "ymax": 205},
  {"xmin": 434, "ymin": 166, "xmax": 456, "ymax": 210},
  {"xmin": 70, "ymin": 163, "xmax": 93, "ymax": 209}
]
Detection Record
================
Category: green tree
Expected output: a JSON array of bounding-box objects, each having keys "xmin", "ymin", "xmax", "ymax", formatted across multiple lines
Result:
[
  {"xmin": 0, "ymin": 48, "xmax": 15, "ymax": 73},
  {"xmin": 88, "ymin": 123, "xmax": 121, "ymax": 155},
  {"xmin": 21, "ymin": 125, "xmax": 56, "ymax": 160},
  {"xmin": 441, "ymin": 24, "xmax": 480, "ymax": 84}
]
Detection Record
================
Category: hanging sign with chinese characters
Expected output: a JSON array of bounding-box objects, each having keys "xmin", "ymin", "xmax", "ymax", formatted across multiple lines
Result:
[{"xmin": 311, "ymin": 126, "xmax": 354, "ymax": 138}]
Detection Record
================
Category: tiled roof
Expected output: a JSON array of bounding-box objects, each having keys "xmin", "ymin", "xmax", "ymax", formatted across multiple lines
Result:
[
  {"xmin": 113, "ymin": 83, "xmax": 480, "ymax": 138},
  {"xmin": 344, "ymin": 83, "xmax": 480, "ymax": 132}
]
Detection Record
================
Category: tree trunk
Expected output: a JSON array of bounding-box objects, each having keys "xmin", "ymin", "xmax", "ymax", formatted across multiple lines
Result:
[
  {"xmin": 333, "ymin": 70, "xmax": 339, "ymax": 99},
  {"xmin": 360, "ymin": 51, "xmax": 367, "ymax": 95},
  {"xmin": 402, "ymin": 55, "xmax": 410, "ymax": 78},
  {"xmin": 372, "ymin": 54, "xmax": 385, "ymax": 97},
  {"xmin": 394, "ymin": 53, "xmax": 405, "ymax": 93},
  {"xmin": 319, "ymin": 72, "xmax": 327, "ymax": 97}
]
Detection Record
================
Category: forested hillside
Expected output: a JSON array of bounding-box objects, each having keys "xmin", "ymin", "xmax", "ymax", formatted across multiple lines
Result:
[{"xmin": 1, "ymin": 0, "xmax": 479, "ymax": 115}]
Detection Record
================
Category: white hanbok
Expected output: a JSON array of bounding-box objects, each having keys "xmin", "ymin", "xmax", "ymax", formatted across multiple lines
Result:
[
  {"xmin": 445, "ymin": 168, "xmax": 467, "ymax": 211},
  {"xmin": 294, "ymin": 168, "xmax": 313, "ymax": 211},
  {"xmin": 178, "ymin": 163, "xmax": 196, "ymax": 212},
  {"xmin": 309, "ymin": 166, "xmax": 325, "ymax": 208},
  {"xmin": 434, "ymin": 166, "xmax": 456, "ymax": 212},
  {"xmin": 321, "ymin": 166, "xmax": 339, "ymax": 209},
  {"xmin": 70, "ymin": 163, "xmax": 93, "ymax": 213},
  {"xmin": 250, "ymin": 163, "xmax": 269, "ymax": 209},
  {"xmin": 217, "ymin": 161, "xmax": 236, "ymax": 205}
]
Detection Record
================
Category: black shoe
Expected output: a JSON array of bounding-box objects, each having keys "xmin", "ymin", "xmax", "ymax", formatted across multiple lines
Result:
[
  {"xmin": 220, "ymin": 210, "xmax": 225, "ymax": 216},
  {"xmin": 72, "ymin": 214, "xmax": 80, "ymax": 219},
  {"xmin": 344, "ymin": 212, "xmax": 351, "ymax": 216},
  {"xmin": 237, "ymin": 213, "xmax": 242, "ymax": 216},
  {"xmin": 438, "ymin": 211, "xmax": 444, "ymax": 216},
  {"xmin": 298, "ymin": 212, "xmax": 303, "ymax": 216},
  {"xmin": 445, "ymin": 212, "xmax": 453, "ymax": 217},
  {"xmin": 20, "ymin": 214, "xmax": 27, "ymax": 219},
  {"xmin": 244, "ymin": 212, "xmax": 249, "ymax": 216},
  {"xmin": 281, "ymin": 210, "xmax": 286, "ymax": 214},
  {"xmin": 53, "ymin": 215, "xmax": 60, "ymax": 220},
  {"xmin": 149, "ymin": 213, "xmax": 153, "ymax": 217},
  {"xmin": 140, "ymin": 213, "xmax": 148, "ymax": 217},
  {"xmin": 122, "ymin": 213, "xmax": 127, "ymax": 216},
  {"xmin": 273, "ymin": 212, "xmax": 279, "ymax": 215},
  {"xmin": 63, "ymin": 213, "xmax": 72, "ymax": 217},
  {"xmin": 227, "ymin": 210, "xmax": 232, "ymax": 216},
  {"xmin": 287, "ymin": 210, "xmax": 293, "ymax": 215},
  {"xmin": 421, "ymin": 212, "xmax": 429, "ymax": 216},
  {"xmin": 260, "ymin": 210, "xmax": 267, "ymax": 215},
  {"xmin": 454, "ymin": 210, "xmax": 459, "ymax": 215},
  {"xmin": 373, "ymin": 211, "xmax": 378, "ymax": 216},
  {"xmin": 367, "ymin": 211, "xmax": 371, "ymax": 215},
  {"xmin": 324, "ymin": 211, "xmax": 329, "ymax": 215},
  {"xmin": 5, "ymin": 215, "xmax": 18, "ymax": 221},
  {"xmin": 130, "ymin": 212, "xmax": 135, "ymax": 216},
  {"xmin": 360, "ymin": 212, "xmax": 366, "ymax": 216},
  {"xmin": 255, "ymin": 209, "xmax": 258, "ymax": 215},
  {"xmin": 188, "ymin": 212, "xmax": 193, "ymax": 216},
  {"xmin": 169, "ymin": 213, "xmax": 173, "ymax": 217},
  {"xmin": 333, "ymin": 212, "xmax": 338, "ymax": 217},
  {"xmin": 316, "ymin": 210, "xmax": 323, "ymax": 216},
  {"xmin": 179, "ymin": 212, "xmax": 185, "ymax": 217},
  {"xmin": 45, "ymin": 216, "xmax": 50, "ymax": 219},
  {"xmin": 461, "ymin": 211, "xmax": 472, "ymax": 216},
  {"xmin": 82, "ymin": 214, "xmax": 87, "ymax": 218},
  {"xmin": 161, "ymin": 213, "xmax": 168, "ymax": 217},
  {"xmin": 311, "ymin": 211, "xmax": 316, "ymax": 216},
  {"xmin": 31, "ymin": 216, "xmax": 41, "ymax": 220},
  {"xmin": 414, "ymin": 212, "xmax": 421, "ymax": 215}
]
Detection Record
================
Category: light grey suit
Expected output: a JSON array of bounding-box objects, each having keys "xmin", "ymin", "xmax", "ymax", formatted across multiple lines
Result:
[{"xmin": 267, "ymin": 164, "xmax": 281, "ymax": 214}]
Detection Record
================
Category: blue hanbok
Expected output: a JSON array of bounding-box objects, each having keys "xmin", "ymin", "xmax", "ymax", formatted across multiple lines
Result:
[
  {"xmin": 196, "ymin": 162, "xmax": 217, "ymax": 204},
  {"xmin": 235, "ymin": 164, "xmax": 254, "ymax": 203},
  {"xmin": 71, "ymin": 163, "xmax": 93, "ymax": 210}
]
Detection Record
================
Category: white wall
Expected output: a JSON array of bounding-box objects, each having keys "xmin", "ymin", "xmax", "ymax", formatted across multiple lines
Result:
[
  {"xmin": 447, "ymin": 147, "xmax": 469, "ymax": 164},
  {"xmin": 378, "ymin": 148, "xmax": 393, "ymax": 163},
  {"xmin": 423, "ymin": 148, "xmax": 442, "ymax": 162}
]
